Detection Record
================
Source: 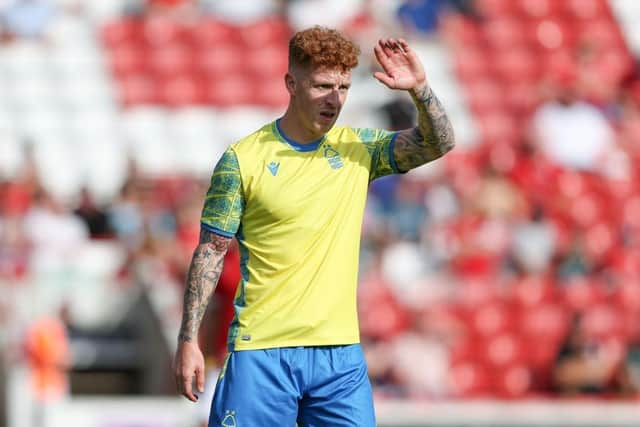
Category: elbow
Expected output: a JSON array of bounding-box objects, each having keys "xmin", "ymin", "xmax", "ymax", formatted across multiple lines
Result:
[{"xmin": 435, "ymin": 131, "xmax": 455, "ymax": 158}]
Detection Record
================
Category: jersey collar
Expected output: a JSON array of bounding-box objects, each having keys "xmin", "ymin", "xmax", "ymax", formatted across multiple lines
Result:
[{"xmin": 274, "ymin": 119, "xmax": 324, "ymax": 152}]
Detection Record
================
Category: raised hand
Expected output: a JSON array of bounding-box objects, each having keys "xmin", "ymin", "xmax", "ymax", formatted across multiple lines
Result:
[{"xmin": 373, "ymin": 38, "xmax": 427, "ymax": 93}]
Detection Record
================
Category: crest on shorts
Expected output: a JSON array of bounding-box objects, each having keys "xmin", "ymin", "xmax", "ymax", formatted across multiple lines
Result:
[{"xmin": 221, "ymin": 409, "xmax": 236, "ymax": 427}]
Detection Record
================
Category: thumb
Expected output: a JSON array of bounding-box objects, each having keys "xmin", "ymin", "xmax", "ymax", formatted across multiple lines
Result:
[{"xmin": 373, "ymin": 71, "xmax": 395, "ymax": 88}]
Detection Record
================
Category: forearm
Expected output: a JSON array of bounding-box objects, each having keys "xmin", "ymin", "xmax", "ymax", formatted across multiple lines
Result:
[
  {"xmin": 394, "ymin": 85, "xmax": 455, "ymax": 171},
  {"xmin": 178, "ymin": 231, "xmax": 231, "ymax": 343}
]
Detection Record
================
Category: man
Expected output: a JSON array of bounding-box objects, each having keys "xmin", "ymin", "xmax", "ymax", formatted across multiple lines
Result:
[{"xmin": 174, "ymin": 26, "xmax": 454, "ymax": 426}]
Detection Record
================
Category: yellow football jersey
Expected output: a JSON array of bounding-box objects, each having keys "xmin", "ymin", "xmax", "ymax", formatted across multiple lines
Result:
[{"xmin": 201, "ymin": 119, "xmax": 400, "ymax": 351}]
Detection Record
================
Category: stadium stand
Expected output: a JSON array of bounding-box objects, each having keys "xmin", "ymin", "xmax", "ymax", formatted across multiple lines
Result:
[{"xmin": 2, "ymin": 0, "xmax": 640, "ymax": 426}]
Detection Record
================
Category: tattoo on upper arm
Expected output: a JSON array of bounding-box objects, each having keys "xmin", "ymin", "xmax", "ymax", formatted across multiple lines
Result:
[
  {"xmin": 394, "ymin": 86, "xmax": 455, "ymax": 172},
  {"xmin": 178, "ymin": 229, "xmax": 232, "ymax": 343}
]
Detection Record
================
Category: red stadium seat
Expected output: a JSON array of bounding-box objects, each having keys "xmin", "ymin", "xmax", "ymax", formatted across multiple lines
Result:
[
  {"xmin": 493, "ymin": 364, "xmax": 533, "ymax": 398},
  {"xmin": 189, "ymin": 18, "xmax": 236, "ymax": 47},
  {"xmin": 476, "ymin": 110, "xmax": 519, "ymax": 144},
  {"xmin": 109, "ymin": 45, "xmax": 148, "ymax": 78},
  {"xmin": 581, "ymin": 303, "xmax": 626, "ymax": 341},
  {"xmin": 510, "ymin": 275, "xmax": 556, "ymax": 307},
  {"xmin": 439, "ymin": 15, "xmax": 483, "ymax": 47},
  {"xmin": 205, "ymin": 76, "xmax": 257, "ymax": 107},
  {"xmin": 464, "ymin": 78, "xmax": 505, "ymax": 114},
  {"xmin": 158, "ymin": 75, "xmax": 203, "ymax": 107},
  {"xmin": 194, "ymin": 45, "xmax": 244, "ymax": 79},
  {"xmin": 470, "ymin": 302, "xmax": 514, "ymax": 337},
  {"xmin": 142, "ymin": 17, "xmax": 187, "ymax": 46},
  {"xmin": 519, "ymin": 303, "xmax": 569, "ymax": 341},
  {"xmin": 147, "ymin": 44, "xmax": 195, "ymax": 78},
  {"xmin": 246, "ymin": 45, "xmax": 288, "ymax": 80},
  {"xmin": 485, "ymin": 333, "xmax": 524, "ymax": 367},
  {"xmin": 560, "ymin": 277, "xmax": 607, "ymax": 312},
  {"xmin": 530, "ymin": 19, "xmax": 576, "ymax": 51},
  {"xmin": 502, "ymin": 80, "xmax": 541, "ymax": 116},
  {"xmin": 449, "ymin": 361, "xmax": 492, "ymax": 397},
  {"xmin": 492, "ymin": 48, "xmax": 539, "ymax": 84},
  {"xmin": 453, "ymin": 46, "xmax": 491, "ymax": 81},
  {"xmin": 239, "ymin": 16, "xmax": 291, "ymax": 49},
  {"xmin": 483, "ymin": 18, "xmax": 531, "ymax": 50},
  {"xmin": 516, "ymin": 0, "xmax": 565, "ymax": 20},
  {"xmin": 578, "ymin": 19, "xmax": 626, "ymax": 49},
  {"xmin": 118, "ymin": 74, "xmax": 158, "ymax": 106},
  {"xmin": 474, "ymin": 0, "xmax": 515, "ymax": 19},
  {"xmin": 565, "ymin": 0, "xmax": 610, "ymax": 21},
  {"xmin": 101, "ymin": 18, "xmax": 142, "ymax": 48},
  {"xmin": 252, "ymin": 79, "xmax": 289, "ymax": 109}
]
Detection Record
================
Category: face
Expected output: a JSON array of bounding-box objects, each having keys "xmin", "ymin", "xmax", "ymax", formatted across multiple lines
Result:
[{"xmin": 286, "ymin": 65, "xmax": 351, "ymax": 140}]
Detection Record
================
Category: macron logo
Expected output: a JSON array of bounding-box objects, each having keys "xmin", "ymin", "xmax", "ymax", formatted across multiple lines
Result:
[{"xmin": 267, "ymin": 161, "xmax": 280, "ymax": 176}]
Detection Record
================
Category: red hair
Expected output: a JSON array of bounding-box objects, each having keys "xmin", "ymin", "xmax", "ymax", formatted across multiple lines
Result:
[{"xmin": 288, "ymin": 26, "xmax": 360, "ymax": 72}]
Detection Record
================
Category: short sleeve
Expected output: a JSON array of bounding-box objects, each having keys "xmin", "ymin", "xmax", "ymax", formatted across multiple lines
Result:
[
  {"xmin": 353, "ymin": 128, "xmax": 402, "ymax": 181},
  {"xmin": 200, "ymin": 147, "xmax": 244, "ymax": 237}
]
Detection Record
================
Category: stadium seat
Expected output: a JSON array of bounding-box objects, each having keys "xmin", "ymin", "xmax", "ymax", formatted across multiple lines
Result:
[
  {"xmin": 194, "ymin": 45, "xmax": 244, "ymax": 79},
  {"xmin": 118, "ymin": 74, "xmax": 158, "ymax": 106},
  {"xmin": 101, "ymin": 18, "xmax": 142, "ymax": 48},
  {"xmin": 474, "ymin": 0, "xmax": 515, "ymax": 19},
  {"xmin": 239, "ymin": 16, "xmax": 291, "ymax": 49},
  {"xmin": 142, "ymin": 16, "xmax": 186, "ymax": 47},
  {"xmin": 516, "ymin": 0, "xmax": 565, "ymax": 20},
  {"xmin": 492, "ymin": 364, "xmax": 533, "ymax": 398},
  {"xmin": 448, "ymin": 361, "xmax": 492, "ymax": 397},
  {"xmin": 109, "ymin": 45, "xmax": 148, "ymax": 78},
  {"xmin": 147, "ymin": 44, "xmax": 195, "ymax": 78},
  {"xmin": 565, "ymin": 0, "xmax": 609, "ymax": 21},
  {"xmin": 189, "ymin": 17, "xmax": 236, "ymax": 47},
  {"xmin": 483, "ymin": 18, "xmax": 531, "ymax": 50},
  {"xmin": 158, "ymin": 75, "xmax": 203, "ymax": 107}
]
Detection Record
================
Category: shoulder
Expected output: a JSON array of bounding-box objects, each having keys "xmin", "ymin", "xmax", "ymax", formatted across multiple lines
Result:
[{"xmin": 231, "ymin": 121, "xmax": 279, "ymax": 153}]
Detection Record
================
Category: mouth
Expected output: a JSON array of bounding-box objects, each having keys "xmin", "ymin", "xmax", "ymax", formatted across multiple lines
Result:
[{"xmin": 319, "ymin": 111, "xmax": 337, "ymax": 122}]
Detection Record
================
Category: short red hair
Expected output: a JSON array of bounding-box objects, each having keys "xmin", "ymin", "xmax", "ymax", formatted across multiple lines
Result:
[{"xmin": 288, "ymin": 26, "xmax": 360, "ymax": 72}]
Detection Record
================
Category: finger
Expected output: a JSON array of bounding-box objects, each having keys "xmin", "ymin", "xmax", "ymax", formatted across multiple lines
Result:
[
  {"xmin": 373, "ymin": 43, "xmax": 393, "ymax": 72},
  {"xmin": 196, "ymin": 366, "xmax": 205, "ymax": 393},
  {"xmin": 381, "ymin": 38, "xmax": 395, "ymax": 58},
  {"xmin": 182, "ymin": 375, "xmax": 198, "ymax": 402},
  {"xmin": 373, "ymin": 71, "xmax": 395, "ymax": 88}
]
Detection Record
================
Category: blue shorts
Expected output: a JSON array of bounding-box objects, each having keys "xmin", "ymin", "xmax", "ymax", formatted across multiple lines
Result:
[{"xmin": 208, "ymin": 344, "xmax": 376, "ymax": 427}]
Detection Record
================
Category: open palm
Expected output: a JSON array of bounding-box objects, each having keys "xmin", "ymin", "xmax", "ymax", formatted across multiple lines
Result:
[{"xmin": 373, "ymin": 38, "xmax": 426, "ymax": 91}]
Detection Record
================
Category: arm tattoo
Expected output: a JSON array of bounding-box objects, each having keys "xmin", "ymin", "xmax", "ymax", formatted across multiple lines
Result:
[
  {"xmin": 394, "ymin": 86, "xmax": 455, "ymax": 172},
  {"xmin": 177, "ymin": 229, "xmax": 232, "ymax": 343}
]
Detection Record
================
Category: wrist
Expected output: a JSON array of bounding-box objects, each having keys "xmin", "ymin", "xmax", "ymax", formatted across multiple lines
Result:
[
  {"xmin": 178, "ymin": 331, "xmax": 196, "ymax": 344},
  {"xmin": 410, "ymin": 84, "xmax": 431, "ymax": 102}
]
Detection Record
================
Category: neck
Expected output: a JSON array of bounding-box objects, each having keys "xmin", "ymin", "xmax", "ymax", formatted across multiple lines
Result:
[{"xmin": 279, "ymin": 106, "xmax": 324, "ymax": 143}]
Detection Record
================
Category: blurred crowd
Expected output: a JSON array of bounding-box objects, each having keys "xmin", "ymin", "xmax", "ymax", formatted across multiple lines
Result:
[{"xmin": 1, "ymin": 0, "xmax": 640, "ymax": 404}]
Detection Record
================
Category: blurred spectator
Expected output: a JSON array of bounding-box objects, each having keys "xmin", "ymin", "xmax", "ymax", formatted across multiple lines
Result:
[
  {"xmin": 108, "ymin": 180, "xmax": 144, "ymax": 250},
  {"xmin": 552, "ymin": 314, "xmax": 620, "ymax": 395},
  {"xmin": 385, "ymin": 178, "xmax": 426, "ymax": 241},
  {"xmin": 0, "ymin": 0, "xmax": 56, "ymax": 40},
  {"xmin": 530, "ymin": 67, "xmax": 615, "ymax": 173},
  {"xmin": 510, "ymin": 206, "xmax": 556, "ymax": 275},
  {"xmin": 73, "ymin": 188, "xmax": 112, "ymax": 239},
  {"xmin": 24, "ymin": 309, "xmax": 70, "ymax": 427},
  {"xmin": 396, "ymin": 0, "xmax": 478, "ymax": 36},
  {"xmin": 22, "ymin": 189, "xmax": 89, "ymax": 275},
  {"xmin": 617, "ymin": 339, "xmax": 640, "ymax": 397}
]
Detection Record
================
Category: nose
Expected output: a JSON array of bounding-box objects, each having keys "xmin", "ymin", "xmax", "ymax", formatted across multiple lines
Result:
[{"xmin": 325, "ymin": 88, "xmax": 340, "ymax": 107}]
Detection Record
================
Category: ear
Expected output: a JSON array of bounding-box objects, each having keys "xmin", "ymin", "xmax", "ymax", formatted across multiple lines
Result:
[{"xmin": 285, "ymin": 72, "xmax": 296, "ymax": 96}]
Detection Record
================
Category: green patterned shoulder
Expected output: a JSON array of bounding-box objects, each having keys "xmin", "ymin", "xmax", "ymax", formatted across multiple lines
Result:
[
  {"xmin": 352, "ymin": 127, "xmax": 401, "ymax": 181},
  {"xmin": 201, "ymin": 147, "xmax": 244, "ymax": 236}
]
